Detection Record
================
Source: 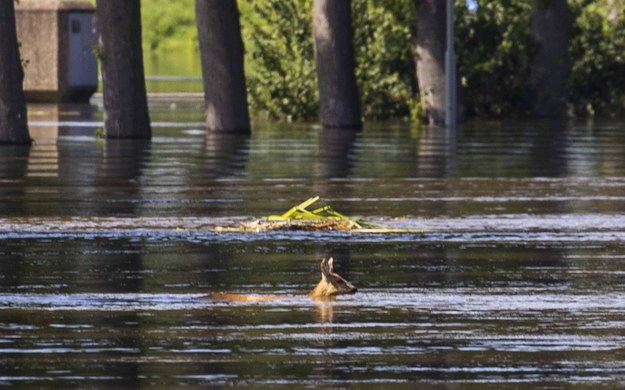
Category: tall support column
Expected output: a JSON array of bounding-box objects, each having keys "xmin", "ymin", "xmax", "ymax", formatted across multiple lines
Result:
[
  {"xmin": 0, "ymin": 0, "xmax": 30, "ymax": 144},
  {"xmin": 414, "ymin": 0, "xmax": 446, "ymax": 125},
  {"xmin": 312, "ymin": 0, "xmax": 361, "ymax": 129},
  {"xmin": 195, "ymin": 0, "xmax": 250, "ymax": 133},
  {"xmin": 530, "ymin": 0, "xmax": 570, "ymax": 118},
  {"xmin": 96, "ymin": 0, "xmax": 152, "ymax": 139}
]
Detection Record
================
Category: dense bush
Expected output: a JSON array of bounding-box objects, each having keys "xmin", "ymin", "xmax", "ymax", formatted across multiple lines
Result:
[
  {"xmin": 141, "ymin": 0, "xmax": 197, "ymax": 51},
  {"xmin": 352, "ymin": 0, "xmax": 417, "ymax": 120},
  {"xmin": 240, "ymin": 0, "xmax": 318, "ymax": 121},
  {"xmin": 241, "ymin": 0, "xmax": 416, "ymax": 122},
  {"xmin": 455, "ymin": 0, "xmax": 535, "ymax": 118},
  {"xmin": 569, "ymin": 0, "xmax": 625, "ymax": 117},
  {"xmin": 456, "ymin": 0, "xmax": 625, "ymax": 119}
]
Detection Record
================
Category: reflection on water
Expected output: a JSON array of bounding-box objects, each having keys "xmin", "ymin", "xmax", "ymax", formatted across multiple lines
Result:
[{"xmin": 1, "ymin": 103, "xmax": 625, "ymax": 387}]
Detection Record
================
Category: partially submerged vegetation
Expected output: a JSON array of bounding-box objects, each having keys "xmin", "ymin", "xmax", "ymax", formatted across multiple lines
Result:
[
  {"xmin": 214, "ymin": 196, "xmax": 424, "ymax": 234},
  {"xmin": 267, "ymin": 196, "xmax": 356, "ymax": 223},
  {"xmin": 214, "ymin": 196, "xmax": 362, "ymax": 232}
]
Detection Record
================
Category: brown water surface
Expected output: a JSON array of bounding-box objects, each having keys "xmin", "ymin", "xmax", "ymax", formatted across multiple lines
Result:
[{"xmin": 1, "ymin": 110, "xmax": 625, "ymax": 387}]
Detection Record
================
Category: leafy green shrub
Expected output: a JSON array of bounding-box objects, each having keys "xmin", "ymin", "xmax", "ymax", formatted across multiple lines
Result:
[
  {"xmin": 455, "ymin": 0, "xmax": 535, "ymax": 118},
  {"xmin": 242, "ymin": 0, "xmax": 417, "ymax": 122},
  {"xmin": 141, "ymin": 0, "xmax": 197, "ymax": 51},
  {"xmin": 353, "ymin": 0, "xmax": 417, "ymax": 120},
  {"xmin": 569, "ymin": 0, "xmax": 625, "ymax": 117},
  {"xmin": 241, "ymin": 0, "xmax": 318, "ymax": 122}
]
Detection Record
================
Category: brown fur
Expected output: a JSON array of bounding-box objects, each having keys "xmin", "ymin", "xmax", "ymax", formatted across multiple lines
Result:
[
  {"xmin": 206, "ymin": 257, "xmax": 357, "ymax": 302},
  {"xmin": 307, "ymin": 257, "xmax": 357, "ymax": 297}
]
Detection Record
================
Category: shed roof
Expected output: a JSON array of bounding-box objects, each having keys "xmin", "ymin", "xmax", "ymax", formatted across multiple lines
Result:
[{"xmin": 15, "ymin": 0, "xmax": 94, "ymax": 12}]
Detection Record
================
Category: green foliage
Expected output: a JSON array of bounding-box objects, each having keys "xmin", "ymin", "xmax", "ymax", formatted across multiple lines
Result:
[
  {"xmin": 141, "ymin": 0, "xmax": 197, "ymax": 51},
  {"xmin": 454, "ymin": 0, "xmax": 625, "ymax": 119},
  {"xmin": 241, "ymin": 0, "xmax": 318, "ymax": 122},
  {"xmin": 569, "ymin": 0, "xmax": 625, "ymax": 117},
  {"xmin": 455, "ymin": 0, "xmax": 535, "ymax": 118},
  {"xmin": 241, "ymin": 0, "xmax": 417, "ymax": 122},
  {"xmin": 138, "ymin": 0, "xmax": 625, "ymax": 120},
  {"xmin": 353, "ymin": 0, "xmax": 417, "ymax": 120},
  {"xmin": 267, "ymin": 196, "xmax": 352, "ymax": 221}
]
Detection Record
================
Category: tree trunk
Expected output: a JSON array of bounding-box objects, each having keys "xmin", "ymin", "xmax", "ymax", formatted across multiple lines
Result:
[
  {"xmin": 96, "ymin": 0, "xmax": 151, "ymax": 139},
  {"xmin": 413, "ymin": 0, "xmax": 446, "ymax": 125},
  {"xmin": 312, "ymin": 0, "xmax": 361, "ymax": 129},
  {"xmin": 530, "ymin": 0, "xmax": 571, "ymax": 118},
  {"xmin": 0, "ymin": 0, "xmax": 30, "ymax": 145},
  {"xmin": 195, "ymin": 0, "xmax": 250, "ymax": 133}
]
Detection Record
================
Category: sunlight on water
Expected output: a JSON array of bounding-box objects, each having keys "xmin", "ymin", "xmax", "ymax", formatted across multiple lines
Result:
[{"xmin": 2, "ymin": 108, "xmax": 625, "ymax": 387}]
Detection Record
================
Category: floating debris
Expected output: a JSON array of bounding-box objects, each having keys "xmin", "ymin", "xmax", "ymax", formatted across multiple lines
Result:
[{"xmin": 213, "ymin": 196, "xmax": 426, "ymax": 234}]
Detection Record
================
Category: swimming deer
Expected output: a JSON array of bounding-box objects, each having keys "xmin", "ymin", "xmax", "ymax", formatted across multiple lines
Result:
[{"xmin": 206, "ymin": 257, "xmax": 357, "ymax": 302}]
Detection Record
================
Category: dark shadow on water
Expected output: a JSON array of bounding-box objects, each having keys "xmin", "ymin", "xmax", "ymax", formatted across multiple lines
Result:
[
  {"xmin": 529, "ymin": 120, "xmax": 569, "ymax": 177},
  {"xmin": 0, "ymin": 145, "xmax": 30, "ymax": 179},
  {"xmin": 96, "ymin": 139, "xmax": 152, "ymax": 216},
  {"xmin": 4, "ymin": 117, "xmax": 625, "ymax": 386},
  {"xmin": 204, "ymin": 131, "xmax": 250, "ymax": 178},
  {"xmin": 0, "ymin": 145, "xmax": 30, "ymax": 216},
  {"xmin": 415, "ymin": 124, "xmax": 457, "ymax": 177},
  {"xmin": 316, "ymin": 127, "xmax": 360, "ymax": 178}
]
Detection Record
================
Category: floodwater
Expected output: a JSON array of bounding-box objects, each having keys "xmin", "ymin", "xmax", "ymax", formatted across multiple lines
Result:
[{"xmin": 2, "ymin": 102, "xmax": 625, "ymax": 388}]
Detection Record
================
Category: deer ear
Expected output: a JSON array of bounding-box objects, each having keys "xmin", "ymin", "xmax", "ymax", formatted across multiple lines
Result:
[
  {"xmin": 327, "ymin": 257, "xmax": 334, "ymax": 272},
  {"xmin": 320, "ymin": 257, "xmax": 329, "ymax": 276}
]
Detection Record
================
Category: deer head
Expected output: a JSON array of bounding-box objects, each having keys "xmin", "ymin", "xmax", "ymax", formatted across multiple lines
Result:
[{"xmin": 308, "ymin": 257, "xmax": 357, "ymax": 298}]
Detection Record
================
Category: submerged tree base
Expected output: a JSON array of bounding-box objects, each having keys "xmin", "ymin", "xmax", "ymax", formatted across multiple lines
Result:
[{"xmin": 213, "ymin": 196, "xmax": 426, "ymax": 234}]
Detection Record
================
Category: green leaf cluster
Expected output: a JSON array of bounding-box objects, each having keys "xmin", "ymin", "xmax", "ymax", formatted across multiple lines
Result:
[
  {"xmin": 141, "ymin": 0, "xmax": 197, "ymax": 51},
  {"xmin": 455, "ymin": 0, "xmax": 625, "ymax": 118},
  {"xmin": 267, "ymin": 196, "xmax": 352, "ymax": 221},
  {"xmin": 353, "ymin": 0, "xmax": 417, "ymax": 120},
  {"xmin": 241, "ymin": 0, "xmax": 417, "ymax": 122},
  {"xmin": 455, "ymin": 0, "xmax": 535, "ymax": 117},
  {"xmin": 569, "ymin": 0, "xmax": 625, "ymax": 117},
  {"xmin": 240, "ymin": 0, "xmax": 318, "ymax": 122}
]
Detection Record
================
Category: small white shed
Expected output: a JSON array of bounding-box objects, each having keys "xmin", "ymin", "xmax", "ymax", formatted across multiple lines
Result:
[{"xmin": 15, "ymin": 0, "xmax": 97, "ymax": 103}]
